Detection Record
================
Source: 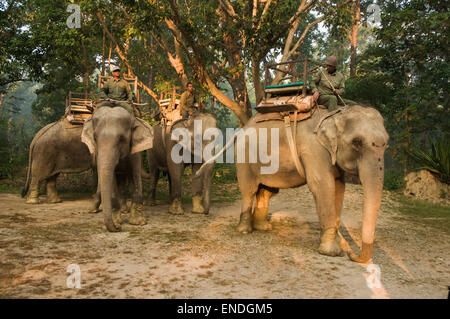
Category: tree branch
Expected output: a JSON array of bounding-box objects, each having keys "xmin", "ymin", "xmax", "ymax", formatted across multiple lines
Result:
[
  {"xmin": 96, "ymin": 12, "xmax": 159, "ymax": 104},
  {"xmin": 166, "ymin": 0, "xmax": 249, "ymax": 124}
]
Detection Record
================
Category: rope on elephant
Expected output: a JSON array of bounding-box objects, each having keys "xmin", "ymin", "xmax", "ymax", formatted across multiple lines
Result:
[{"xmin": 313, "ymin": 107, "xmax": 346, "ymax": 134}]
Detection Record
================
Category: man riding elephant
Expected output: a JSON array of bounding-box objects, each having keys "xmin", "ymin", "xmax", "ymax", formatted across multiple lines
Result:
[
  {"xmin": 311, "ymin": 55, "xmax": 346, "ymax": 111},
  {"xmin": 98, "ymin": 65, "xmax": 134, "ymax": 114},
  {"xmin": 179, "ymin": 82, "xmax": 201, "ymax": 119}
]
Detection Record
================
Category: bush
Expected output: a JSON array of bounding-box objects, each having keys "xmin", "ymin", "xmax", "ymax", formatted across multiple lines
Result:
[
  {"xmin": 409, "ymin": 134, "xmax": 450, "ymax": 184},
  {"xmin": 384, "ymin": 169, "xmax": 405, "ymax": 191}
]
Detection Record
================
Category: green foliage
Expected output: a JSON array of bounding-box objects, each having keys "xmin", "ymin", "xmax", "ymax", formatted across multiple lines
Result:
[
  {"xmin": 0, "ymin": 82, "xmax": 37, "ymax": 179},
  {"xmin": 383, "ymin": 169, "xmax": 405, "ymax": 191},
  {"xmin": 213, "ymin": 163, "xmax": 237, "ymax": 184},
  {"xmin": 409, "ymin": 135, "xmax": 450, "ymax": 184},
  {"xmin": 344, "ymin": 0, "xmax": 449, "ymax": 175}
]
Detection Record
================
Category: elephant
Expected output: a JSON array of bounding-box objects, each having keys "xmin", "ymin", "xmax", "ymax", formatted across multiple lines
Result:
[
  {"xmin": 197, "ymin": 105, "xmax": 389, "ymax": 263},
  {"xmin": 81, "ymin": 107, "xmax": 154, "ymax": 232},
  {"xmin": 22, "ymin": 119, "xmax": 94, "ymax": 204},
  {"xmin": 146, "ymin": 112, "xmax": 217, "ymax": 215}
]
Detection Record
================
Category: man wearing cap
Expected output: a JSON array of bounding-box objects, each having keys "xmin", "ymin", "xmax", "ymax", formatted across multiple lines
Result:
[
  {"xmin": 98, "ymin": 65, "xmax": 134, "ymax": 114},
  {"xmin": 311, "ymin": 55, "xmax": 346, "ymax": 111},
  {"xmin": 179, "ymin": 82, "xmax": 200, "ymax": 119}
]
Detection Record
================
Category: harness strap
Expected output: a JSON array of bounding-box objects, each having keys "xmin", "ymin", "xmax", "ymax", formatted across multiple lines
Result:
[{"xmin": 284, "ymin": 113, "xmax": 305, "ymax": 177}]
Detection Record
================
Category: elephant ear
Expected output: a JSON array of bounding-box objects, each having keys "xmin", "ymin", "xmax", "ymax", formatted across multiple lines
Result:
[
  {"xmin": 81, "ymin": 116, "xmax": 96, "ymax": 155},
  {"xmin": 317, "ymin": 117, "xmax": 338, "ymax": 165},
  {"xmin": 131, "ymin": 118, "xmax": 154, "ymax": 155}
]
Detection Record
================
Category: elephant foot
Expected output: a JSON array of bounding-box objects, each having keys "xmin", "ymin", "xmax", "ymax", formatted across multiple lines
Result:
[
  {"xmin": 47, "ymin": 195, "xmax": 62, "ymax": 204},
  {"xmin": 191, "ymin": 195, "xmax": 206, "ymax": 214},
  {"xmin": 88, "ymin": 205, "xmax": 101, "ymax": 213},
  {"xmin": 26, "ymin": 191, "xmax": 39, "ymax": 204},
  {"xmin": 253, "ymin": 219, "xmax": 272, "ymax": 231},
  {"xmin": 88, "ymin": 196, "xmax": 101, "ymax": 213},
  {"xmin": 168, "ymin": 199, "xmax": 185, "ymax": 215},
  {"xmin": 112, "ymin": 210, "xmax": 123, "ymax": 225},
  {"xmin": 252, "ymin": 207, "xmax": 272, "ymax": 231},
  {"xmin": 105, "ymin": 214, "xmax": 121, "ymax": 232},
  {"xmin": 26, "ymin": 197, "xmax": 40, "ymax": 204},
  {"xmin": 237, "ymin": 210, "xmax": 253, "ymax": 234},
  {"xmin": 318, "ymin": 228, "xmax": 344, "ymax": 257},
  {"xmin": 120, "ymin": 204, "xmax": 129, "ymax": 215},
  {"xmin": 128, "ymin": 203, "xmax": 147, "ymax": 226}
]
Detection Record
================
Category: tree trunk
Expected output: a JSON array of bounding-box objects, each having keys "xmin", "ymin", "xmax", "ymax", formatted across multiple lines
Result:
[
  {"xmin": 349, "ymin": 0, "xmax": 360, "ymax": 77},
  {"xmin": 101, "ymin": 23, "xmax": 106, "ymax": 76},
  {"xmin": 251, "ymin": 56, "xmax": 264, "ymax": 105}
]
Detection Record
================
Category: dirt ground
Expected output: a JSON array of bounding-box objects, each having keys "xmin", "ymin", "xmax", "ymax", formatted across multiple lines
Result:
[{"xmin": 0, "ymin": 183, "xmax": 449, "ymax": 299}]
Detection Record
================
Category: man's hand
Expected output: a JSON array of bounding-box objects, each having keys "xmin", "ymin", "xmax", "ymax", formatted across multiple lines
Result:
[
  {"xmin": 334, "ymin": 89, "xmax": 340, "ymax": 95},
  {"xmin": 313, "ymin": 91, "xmax": 319, "ymax": 101}
]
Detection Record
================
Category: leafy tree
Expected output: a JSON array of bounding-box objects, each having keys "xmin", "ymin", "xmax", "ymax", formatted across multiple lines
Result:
[{"xmin": 345, "ymin": 0, "xmax": 449, "ymax": 174}]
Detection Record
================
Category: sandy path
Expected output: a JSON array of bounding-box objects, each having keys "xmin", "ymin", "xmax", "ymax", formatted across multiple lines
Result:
[{"xmin": 0, "ymin": 184, "xmax": 448, "ymax": 298}]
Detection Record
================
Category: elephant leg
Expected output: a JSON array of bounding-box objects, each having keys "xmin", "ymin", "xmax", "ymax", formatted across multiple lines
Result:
[
  {"xmin": 128, "ymin": 154, "xmax": 147, "ymax": 226},
  {"xmin": 335, "ymin": 177, "xmax": 345, "ymax": 229},
  {"xmin": 236, "ymin": 169, "xmax": 258, "ymax": 234},
  {"xmin": 191, "ymin": 164, "xmax": 206, "ymax": 214},
  {"xmin": 26, "ymin": 177, "xmax": 40, "ymax": 204},
  {"xmin": 110, "ymin": 173, "xmax": 123, "ymax": 226},
  {"xmin": 334, "ymin": 177, "xmax": 351, "ymax": 252},
  {"xmin": 167, "ymin": 162, "xmax": 185, "ymax": 215},
  {"xmin": 46, "ymin": 174, "xmax": 62, "ymax": 203},
  {"xmin": 88, "ymin": 183, "xmax": 101, "ymax": 213},
  {"xmin": 253, "ymin": 186, "xmax": 278, "ymax": 231},
  {"xmin": 91, "ymin": 168, "xmax": 98, "ymax": 196},
  {"xmin": 201, "ymin": 163, "xmax": 214, "ymax": 214},
  {"xmin": 147, "ymin": 167, "xmax": 160, "ymax": 206},
  {"xmin": 116, "ymin": 174, "xmax": 129, "ymax": 214},
  {"xmin": 307, "ymin": 172, "xmax": 344, "ymax": 257}
]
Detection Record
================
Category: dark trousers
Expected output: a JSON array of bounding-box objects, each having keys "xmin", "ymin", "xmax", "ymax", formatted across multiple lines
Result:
[{"xmin": 98, "ymin": 100, "xmax": 133, "ymax": 114}]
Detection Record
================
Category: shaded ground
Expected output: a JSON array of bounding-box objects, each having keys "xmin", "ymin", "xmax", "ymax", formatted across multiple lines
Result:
[{"xmin": 0, "ymin": 181, "xmax": 449, "ymax": 299}]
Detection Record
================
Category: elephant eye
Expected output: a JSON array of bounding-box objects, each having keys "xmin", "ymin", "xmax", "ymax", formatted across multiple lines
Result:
[{"xmin": 352, "ymin": 137, "xmax": 363, "ymax": 149}]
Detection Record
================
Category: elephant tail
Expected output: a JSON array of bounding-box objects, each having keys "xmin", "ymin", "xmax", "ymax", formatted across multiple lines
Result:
[
  {"xmin": 21, "ymin": 121, "xmax": 60, "ymax": 197},
  {"xmin": 194, "ymin": 129, "xmax": 240, "ymax": 178}
]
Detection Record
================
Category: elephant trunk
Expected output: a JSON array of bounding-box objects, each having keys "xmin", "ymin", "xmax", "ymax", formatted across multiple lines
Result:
[
  {"xmin": 349, "ymin": 153, "xmax": 384, "ymax": 263},
  {"xmin": 97, "ymin": 144, "xmax": 120, "ymax": 232}
]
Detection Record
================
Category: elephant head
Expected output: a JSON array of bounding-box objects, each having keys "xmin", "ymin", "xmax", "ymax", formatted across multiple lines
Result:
[
  {"xmin": 317, "ymin": 105, "xmax": 389, "ymax": 263},
  {"xmin": 81, "ymin": 107, "xmax": 153, "ymax": 232}
]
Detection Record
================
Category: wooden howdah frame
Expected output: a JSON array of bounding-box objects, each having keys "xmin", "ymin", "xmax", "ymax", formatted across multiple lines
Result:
[
  {"xmin": 64, "ymin": 91, "xmax": 97, "ymax": 124},
  {"xmin": 263, "ymin": 57, "xmax": 325, "ymax": 97},
  {"xmin": 159, "ymin": 87, "xmax": 182, "ymax": 124}
]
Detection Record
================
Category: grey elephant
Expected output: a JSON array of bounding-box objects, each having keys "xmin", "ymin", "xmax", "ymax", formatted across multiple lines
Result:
[
  {"xmin": 198, "ymin": 105, "xmax": 389, "ymax": 263},
  {"xmin": 22, "ymin": 119, "xmax": 94, "ymax": 204},
  {"xmin": 81, "ymin": 107, "xmax": 154, "ymax": 232},
  {"xmin": 146, "ymin": 112, "xmax": 217, "ymax": 215}
]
